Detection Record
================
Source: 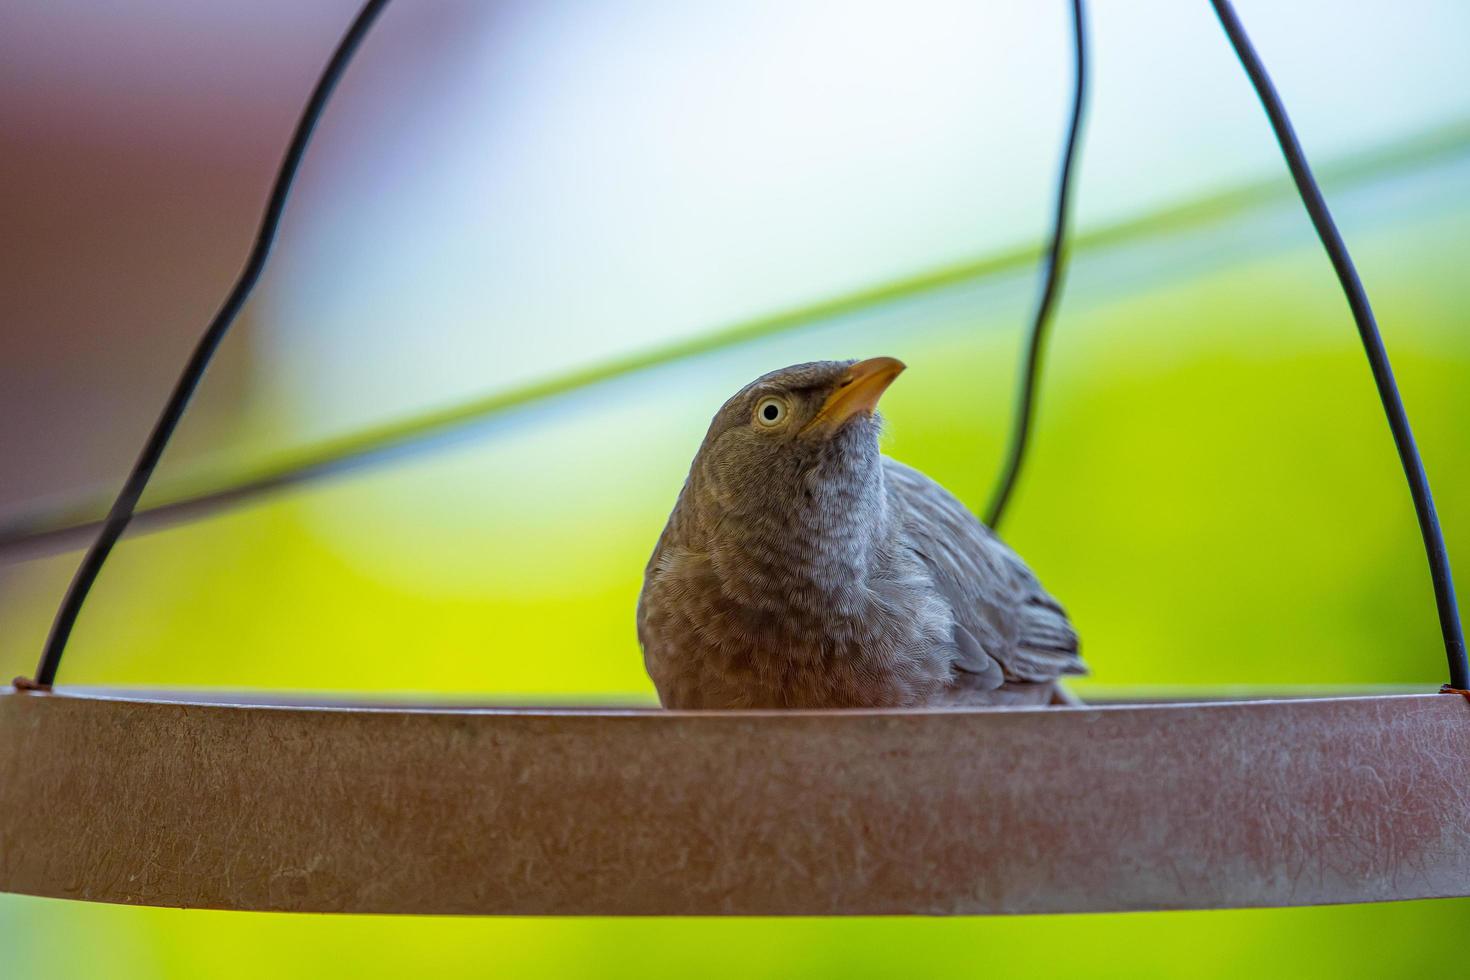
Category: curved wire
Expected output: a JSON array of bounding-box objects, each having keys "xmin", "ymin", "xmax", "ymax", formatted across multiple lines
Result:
[
  {"xmin": 18, "ymin": 0, "xmax": 393, "ymax": 691},
  {"xmin": 1209, "ymin": 0, "xmax": 1467, "ymax": 690},
  {"xmin": 983, "ymin": 0, "xmax": 1089, "ymax": 531},
  {"xmin": 10, "ymin": 0, "xmax": 1465, "ymax": 694}
]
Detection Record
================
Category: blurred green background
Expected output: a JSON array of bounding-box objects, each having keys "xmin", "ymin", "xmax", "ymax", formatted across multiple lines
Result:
[{"xmin": 3, "ymin": 1, "xmax": 1469, "ymax": 977}]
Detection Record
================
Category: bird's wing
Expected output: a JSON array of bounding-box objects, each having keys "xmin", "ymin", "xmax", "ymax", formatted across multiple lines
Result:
[{"xmin": 883, "ymin": 457, "xmax": 1085, "ymax": 683}]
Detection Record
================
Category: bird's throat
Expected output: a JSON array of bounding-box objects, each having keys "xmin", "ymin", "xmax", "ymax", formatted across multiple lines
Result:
[{"xmin": 708, "ymin": 455, "xmax": 890, "ymax": 620}]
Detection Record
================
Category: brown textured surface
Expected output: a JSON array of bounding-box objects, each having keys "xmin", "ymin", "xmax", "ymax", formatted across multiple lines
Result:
[{"xmin": 0, "ymin": 688, "xmax": 1467, "ymax": 915}]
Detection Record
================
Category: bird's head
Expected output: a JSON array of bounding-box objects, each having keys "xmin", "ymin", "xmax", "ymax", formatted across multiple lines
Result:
[{"xmin": 689, "ymin": 357, "xmax": 905, "ymax": 520}]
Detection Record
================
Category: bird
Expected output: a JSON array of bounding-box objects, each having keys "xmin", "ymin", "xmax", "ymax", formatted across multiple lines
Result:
[{"xmin": 637, "ymin": 356, "xmax": 1085, "ymax": 709}]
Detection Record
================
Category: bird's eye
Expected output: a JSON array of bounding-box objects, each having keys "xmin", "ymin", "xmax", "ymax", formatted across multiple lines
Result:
[{"xmin": 754, "ymin": 396, "xmax": 789, "ymax": 428}]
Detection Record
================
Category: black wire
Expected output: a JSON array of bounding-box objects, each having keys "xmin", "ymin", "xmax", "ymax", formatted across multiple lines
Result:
[
  {"xmin": 19, "ymin": 0, "xmax": 393, "ymax": 690},
  {"xmin": 984, "ymin": 0, "xmax": 1088, "ymax": 531},
  {"xmin": 15, "ymin": 0, "xmax": 1461, "ymax": 694},
  {"xmin": 1209, "ymin": 0, "xmax": 1467, "ymax": 691}
]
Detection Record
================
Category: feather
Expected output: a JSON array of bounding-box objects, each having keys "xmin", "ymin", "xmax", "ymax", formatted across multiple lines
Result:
[{"xmin": 884, "ymin": 458, "xmax": 1086, "ymax": 684}]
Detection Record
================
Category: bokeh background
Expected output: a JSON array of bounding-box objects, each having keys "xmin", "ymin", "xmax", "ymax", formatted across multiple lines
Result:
[{"xmin": 2, "ymin": 0, "xmax": 1468, "ymax": 976}]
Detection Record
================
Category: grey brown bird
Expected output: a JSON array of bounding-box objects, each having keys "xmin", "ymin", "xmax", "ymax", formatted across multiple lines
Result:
[{"xmin": 638, "ymin": 357, "xmax": 1085, "ymax": 709}]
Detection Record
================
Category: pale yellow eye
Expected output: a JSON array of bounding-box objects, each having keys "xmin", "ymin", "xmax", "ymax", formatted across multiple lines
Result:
[{"xmin": 754, "ymin": 396, "xmax": 789, "ymax": 428}]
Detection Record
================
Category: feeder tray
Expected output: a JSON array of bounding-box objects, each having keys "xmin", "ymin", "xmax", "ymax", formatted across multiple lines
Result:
[{"xmin": 1, "ymin": 687, "xmax": 1467, "ymax": 915}]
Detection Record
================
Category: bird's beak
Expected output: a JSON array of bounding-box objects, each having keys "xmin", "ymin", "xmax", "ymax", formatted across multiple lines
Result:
[{"xmin": 801, "ymin": 356, "xmax": 906, "ymax": 436}]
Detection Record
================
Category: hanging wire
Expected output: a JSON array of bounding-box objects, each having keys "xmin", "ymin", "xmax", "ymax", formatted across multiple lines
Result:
[
  {"xmin": 16, "ymin": 0, "xmax": 393, "ymax": 691},
  {"xmin": 1209, "ymin": 0, "xmax": 1468, "ymax": 692},
  {"xmin": 983, "ymin": 0, "xmax": 1088, "ymax": 531},
  {"xmin": 8, "ymin": 0, "xmax": 1464, "ymax": 695}
]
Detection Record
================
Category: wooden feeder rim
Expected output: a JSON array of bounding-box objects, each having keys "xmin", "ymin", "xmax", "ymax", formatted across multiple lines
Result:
[{"xmin": 1, "ymin": 686, "xmax": 1466, "ymax": 916}]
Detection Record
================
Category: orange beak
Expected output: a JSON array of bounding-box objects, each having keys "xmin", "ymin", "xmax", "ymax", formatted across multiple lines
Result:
[{"xmin": 801, "ymin": 356, "xmax": 906, "ymax": 435}]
